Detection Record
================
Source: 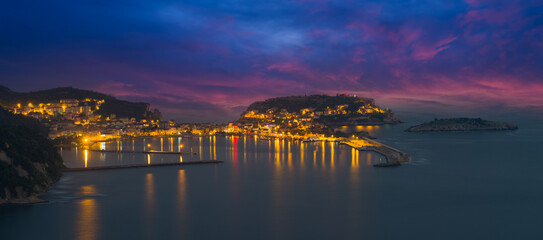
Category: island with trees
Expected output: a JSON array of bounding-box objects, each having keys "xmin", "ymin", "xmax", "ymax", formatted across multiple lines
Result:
[{"xmin": 406, "ymin": 118, "xmax": 518, "ymax": 132}]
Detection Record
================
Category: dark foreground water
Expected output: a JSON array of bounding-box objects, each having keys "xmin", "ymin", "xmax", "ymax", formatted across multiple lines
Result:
[{"xmin": 1, "ymin": 116, "xmax": 543, "ymax": 240}]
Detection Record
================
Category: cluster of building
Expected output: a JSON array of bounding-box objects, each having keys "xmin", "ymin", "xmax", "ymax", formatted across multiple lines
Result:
[
  {"xmin": 11, "ymin": 99, "xmax": 103, "ymax": 121},
  {"xmin": 5, "ymin": 99, "xmax": 242, "ymax": 142},
  {"xmin": 241, "ymin": 102, "xmax": 386, "ymax": 122},
  {"xmin": 230, "ymin": 102, "xmax": 389, "ymax": 139},
  {"xmin": 6, "ymin": 99, "xmax": 159, "ymax": 140},
  {"xmin": 5, "ymin": 95, "xmax": 389, "ymax": 143}
]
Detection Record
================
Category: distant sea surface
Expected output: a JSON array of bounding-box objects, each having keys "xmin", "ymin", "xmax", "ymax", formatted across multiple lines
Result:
[{"xmin": 1, "ymin": 114, "xmax": 542, "ymax": 240}]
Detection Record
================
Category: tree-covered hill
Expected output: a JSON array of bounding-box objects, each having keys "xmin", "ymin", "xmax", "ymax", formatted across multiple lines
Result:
[
  {"xmin": 0, "ymin": 85, "xmax": 158, "ymax": 120},
  {"xmin": 245, "ymin": 94, "xmax": 375, "ymax": 113},
  {"xmin": 0, "ymin": 107, "xmax": 65, "ymax": 204},
  {"xmin": 241, "ymin": 94, "xmax": 400, "ymax": 125}
]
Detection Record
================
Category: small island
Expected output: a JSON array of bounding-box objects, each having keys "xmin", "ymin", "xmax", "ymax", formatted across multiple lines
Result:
[{"xmin": 406, "ymin": 118, "xmax": 518, "ymax": 132}]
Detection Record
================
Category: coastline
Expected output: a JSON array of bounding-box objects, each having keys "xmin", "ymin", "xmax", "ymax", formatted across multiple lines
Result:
[
  {"xmin": 0, "ymin": 169, "xmax": 64, "ymax": 206},
  {"xmin": 0, "ymin": 195, "xmax": 46, "ymax": 205}
]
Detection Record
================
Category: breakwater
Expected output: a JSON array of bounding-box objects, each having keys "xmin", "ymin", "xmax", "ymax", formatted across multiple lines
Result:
[
  {"xmin": 62, "ymin": 160, "xmax": 223, "ymax": 172},
  {"xmin": 88, "ymin": 149, "xmax": 197, "ymax": 155},
  {"xmin": 341, "ymin": 138, "xmax": 410, "ymax": 166}
]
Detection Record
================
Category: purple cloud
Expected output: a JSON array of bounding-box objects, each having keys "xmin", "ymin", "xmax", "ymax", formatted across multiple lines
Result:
[{"xmin": 0, "ymin": 0, "xmax": 542, "ymax": 121}]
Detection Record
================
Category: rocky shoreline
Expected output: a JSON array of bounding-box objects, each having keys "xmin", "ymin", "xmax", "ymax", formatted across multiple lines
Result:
[
  {"xmin": 0, "ymin": 195, "xmax": 46, "ymax": 205},
  {"xmin": 0, "ymin": 107, "xmax": 65, "ymax": 205}
]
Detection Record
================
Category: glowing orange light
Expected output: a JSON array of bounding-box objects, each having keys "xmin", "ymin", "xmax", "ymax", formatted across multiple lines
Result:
[{"xmin": 84, "ymin": 149, "xmax": 88, "ymax": 168}]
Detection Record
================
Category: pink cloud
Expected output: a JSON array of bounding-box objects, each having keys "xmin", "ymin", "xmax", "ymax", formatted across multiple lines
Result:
[
  {"xmin": 346, "ymin": 21, "xmax": 459, "ymax": 62},
  {"xmin": 410, "ymin": 36, "xmax": 457, "ymax": 60},
  {"xmin": 267, "ymin": 62, "xmax": 307, "ymax": 72},
  {"xmin": 411, "ymin": 45, "xmax": 450, "ymax": 61},
  {"xmin": 333, "ymin": 76, "xmax": 543, "ymax": 114}
]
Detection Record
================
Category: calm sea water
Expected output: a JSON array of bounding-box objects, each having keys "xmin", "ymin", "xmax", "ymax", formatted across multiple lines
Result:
[{"xmin": 1, "ymin": 115, "xmax": 542, "ymax": 240}]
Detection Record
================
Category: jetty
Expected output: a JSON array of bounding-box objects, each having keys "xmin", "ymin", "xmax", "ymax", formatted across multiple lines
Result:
[
  {"xmin": 62, "ymin": 160, "xmax": 223, "ymax": 172},
  {"xmin": 341, "ymin": 138, "xmax": 410, "ymax": 167},
  {"xmin": 88, "ymin": 149, "xmax": 197, "ymax": 155}
]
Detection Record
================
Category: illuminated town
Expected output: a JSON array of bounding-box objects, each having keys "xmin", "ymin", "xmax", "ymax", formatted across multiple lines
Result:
[{"xmin": 5, "ymin": 94, "xmax": 394, "ymax": 144}]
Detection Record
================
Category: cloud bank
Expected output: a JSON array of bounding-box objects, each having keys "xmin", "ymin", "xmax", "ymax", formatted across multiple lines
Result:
[{"xmin": 1, "ymin": 0, "xmax": 542, "ymax": 121}]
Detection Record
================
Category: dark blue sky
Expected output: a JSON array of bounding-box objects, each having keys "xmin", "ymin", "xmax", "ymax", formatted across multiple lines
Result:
[{"xmin": 1, "ymin": 0, "xmax": 542, "ymax": 121}]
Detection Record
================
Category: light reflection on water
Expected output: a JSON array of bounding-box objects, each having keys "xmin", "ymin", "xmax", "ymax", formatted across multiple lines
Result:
[
  {"xmin": 50, "ymin": 136, "xmax": 380, "ymax": 240},
  {"xmin": 76, "ymin": 185, "xmax": 98, "ymax": 240},
  {"xmin": 336, "ymin": 125, "xmax": 384, "ymax": 136},
  {"xmin": 145, "ymin": 173, "xmax": 154, "ymax": 208},
  {"xmin": 76, "ymin": 198, "xmax": 98, "ymax": 240},
  {"xmin": 177, "ymin": 170, "xmax": 186, "ymax": 211},
  {"xmin": 144, "ymin": 173, "xmax": 155, "ymax": 239},
  {"xmin": 84, "ymin": 150, "xmax": 88, "ymax": 168},
  {"xmin": 4, "ymin": 120, "xmax": 543, "ymax": 240}
]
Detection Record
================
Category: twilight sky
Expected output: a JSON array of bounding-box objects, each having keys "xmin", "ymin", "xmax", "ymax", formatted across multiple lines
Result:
[{"xmin": 1, "ymin": 0, "xmax": 542, "ymax": 122}]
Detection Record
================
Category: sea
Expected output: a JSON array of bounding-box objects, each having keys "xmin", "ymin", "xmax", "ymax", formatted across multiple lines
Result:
[{"xmin": 1, "ymin": 113, "xmax": 542, "ymax": 240}]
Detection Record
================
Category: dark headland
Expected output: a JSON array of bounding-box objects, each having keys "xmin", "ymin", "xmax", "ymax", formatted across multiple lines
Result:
[
  {"xmin": 0, "ymin": 107, "xmax": 65, "ymax": 204},
  {"xmin": 406, "ymin": 118, "xmax": 518, "ymax": 132}
]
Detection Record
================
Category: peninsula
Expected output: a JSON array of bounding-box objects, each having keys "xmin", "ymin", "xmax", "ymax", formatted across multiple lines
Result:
[
  {"xmin": 240, "ymin": 94, "xmax": 401, "ymax": 126},
  {"xmin": 406, "ymin": 118, "xmax": 518, "ymax": 132},
  {"xmin": 235, "ymin": 94, "xmax": 400, "ymax": 137}
]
